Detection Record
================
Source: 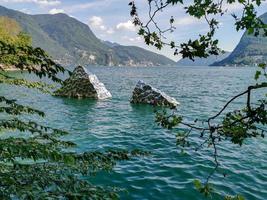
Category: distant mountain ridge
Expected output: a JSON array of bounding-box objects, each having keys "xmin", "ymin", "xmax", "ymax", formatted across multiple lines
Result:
[
  {"xmin": 0, "ymin": 6, "xmax": 175, "ymax": 67},
  {"xmin": 213, "ymin": 12, "xmax": 267, "ymax": 66},
  {"xmin": 177, "ymin": 52, "xmax": 230, "ymax": 66}
]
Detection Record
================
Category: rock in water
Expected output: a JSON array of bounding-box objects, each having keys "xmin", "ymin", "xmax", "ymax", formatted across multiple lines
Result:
[
  {"xmin": 55, "ymin": 66, "xmax": 112, "ymax": 99},
  {"xmin": 131, "ymin": 80, "xmax": 179, "ymax": 108}
]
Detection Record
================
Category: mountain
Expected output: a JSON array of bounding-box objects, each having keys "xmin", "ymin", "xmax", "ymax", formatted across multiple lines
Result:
[
  {"xmin": 177, "ymin": 52, "xmax": 230, "ymax": 66},
  {"xmin": 102, "ymin": 41, "xmax": 173, "ymax": 66},
  {"xmin": 213, "ymin": 12, "xmax": 267, "ymax": 66},
  {"xmin": 112, "ymin": 45, "xmax": 176, "ymax": 66},
  {"xmin": 103, "ymin": 41, "xmax": 120, "ymax": 48},
  {"xmin": 0, "ymin": 6, "xmax": 175, "ymax": 66},
  {"xmin": 0, "ymin": 6, "xmax": 69, "ymax": 63}
]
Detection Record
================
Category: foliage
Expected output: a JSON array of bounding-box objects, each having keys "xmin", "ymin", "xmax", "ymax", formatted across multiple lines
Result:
[
  {"xmin": 0, "ymin": 16, "xmax": 21, "ymax": 40},
  {"xmin": 0, "ymin": 16, "xmax": 31, "ymax": 46},
  {"xmin": 130, "ymin": 0, "xmax": 267, "ymax": 199},
  {"xmin": 129, "ymin": 0, "xmax": 267, "ymax": 60},
  {"xmin": 0, "ymin": 18, "xmax": 147, "ymax": 199},
  {"xmin": 213, "ymin": 13, "xmax": 267, "ymax": 66},
  {"xmin": 0, "ymin": 16, "xmax": 32, "ymax": 69},
  {"xmin": 154, "ymin": 63, "xmax": 266, "ymax": 198}
]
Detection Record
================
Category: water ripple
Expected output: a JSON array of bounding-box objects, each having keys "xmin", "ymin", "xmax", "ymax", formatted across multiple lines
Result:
[{"xmin": 3, "ymin": 66, "xmax": 266, "ymax": 200}]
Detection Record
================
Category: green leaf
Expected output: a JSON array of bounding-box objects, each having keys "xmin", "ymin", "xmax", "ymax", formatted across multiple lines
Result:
[
  {"xmin": 193, "ymin": 179, "xmax": 202, "ymax": 190},
  {"xmin": 255, "ymin": 70, "xmax": 261, "ymax": 80}
]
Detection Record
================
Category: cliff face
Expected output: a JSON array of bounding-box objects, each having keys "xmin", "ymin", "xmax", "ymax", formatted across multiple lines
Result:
[
  {"xmin": 213, "ymin": 12, "xmax": 267, "ymax": 66},
  {"xmin": 0, "ymin": 6, "xmax": 175, "ymax": 67}
]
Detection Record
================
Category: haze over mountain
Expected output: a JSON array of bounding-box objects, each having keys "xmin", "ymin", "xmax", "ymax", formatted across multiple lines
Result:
[
  {"xmin": 213, "ymin": 12, "xmax": 267, "ymax": 66},
  {"xmin": 0, "ymin": 5, "xmax": 175, "ymax": 67},
  {"xmin": 177, "ymin": 52, "xmax": 231, "ymax": 66}
]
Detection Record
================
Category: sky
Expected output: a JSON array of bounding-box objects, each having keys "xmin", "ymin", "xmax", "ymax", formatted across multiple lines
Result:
[{"xmin": 0, "ymin": 0, "xmax": 266, "ymax": 61}]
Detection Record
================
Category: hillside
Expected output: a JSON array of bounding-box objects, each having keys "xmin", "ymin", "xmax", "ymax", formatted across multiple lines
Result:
[
  {"xmin": 0, "ymin": 16, "xmax": 32, "ymax": 70},
  {"xmin": 213, "ymin": 12, "xmax": 267, "ymax": 66},
  {"xmin": 113, "ymin": 45, "xmax": 175, "ymax": 66},
  {"xmin": 177, "ymin": 52, "xmax": 230, "ymax": 66},
  {"xmin": 0, "ymin": 6, "xmax": 69, "ymax": 64},
  {"xmin": 0, "ymin": 6, "xmax": 175, "ymax": 66},
  {"xmin": 103, "ymin": 41, "xmax": 173, "ymax": 66}
]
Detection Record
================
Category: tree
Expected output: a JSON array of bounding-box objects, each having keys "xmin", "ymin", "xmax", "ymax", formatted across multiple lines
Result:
[
  {"xmin": 130, "ymin": 0, "xmax": 267, "ymax": 59},
  {"xmin": 0, "ymin": 17, "xmax": 146, "ymax": 199},
  {"xmin": 0, "ymin": 16, "xmax": 21, "ymax": 39},
  {"xmin": 130, "ymin": 0, "xmax": 266, "ymax": 199}
]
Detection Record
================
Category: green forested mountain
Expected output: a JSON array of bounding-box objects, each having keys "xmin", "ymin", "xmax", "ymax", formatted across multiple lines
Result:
[
  {"xmin": 213, "ymin": 12, "xmax": 267, "ymax": 66},
  {"xmin": 0, "ymin": 6, "xmax": 69, "ymax": 63},
  {"xmin": 0, "ymin": 16, "xmax": 32, "ymax": 70},
  {"xmin": 177, "ymin": 52, "xmax": 230, "ymax": 66},
  {"xmin": 0, "ymin": 5, "xmax": 175, "ymax": 66}
]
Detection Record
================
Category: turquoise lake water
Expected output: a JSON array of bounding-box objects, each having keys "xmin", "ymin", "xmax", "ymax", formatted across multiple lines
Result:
[{"xmin": 2, "ymin": 66, "xmax": 267, "ymax": 200}]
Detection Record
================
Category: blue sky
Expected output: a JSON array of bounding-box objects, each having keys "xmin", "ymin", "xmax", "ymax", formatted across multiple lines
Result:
[{"xmin": 0, "ymin": 0, "xmax": 266, "ymax": 61}]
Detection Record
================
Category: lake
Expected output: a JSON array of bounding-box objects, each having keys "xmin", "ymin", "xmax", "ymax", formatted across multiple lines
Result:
[{"xmin": 2, "ymin": 66, "xmax": 267, "ymax": 200}]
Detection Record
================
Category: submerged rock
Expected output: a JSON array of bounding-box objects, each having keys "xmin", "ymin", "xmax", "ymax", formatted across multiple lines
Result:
[
  {"xmin": 55, "ymin": 66, "xmax": 112, "ymax": 99},
  {"xmin": 130, "ymin": 80, "xmax": 179, "ymax": 108}
]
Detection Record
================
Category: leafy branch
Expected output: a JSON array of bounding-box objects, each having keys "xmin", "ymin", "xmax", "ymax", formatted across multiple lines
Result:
[
  {"xmin": 129, "ymin": 0, "xmax": 267, "ymax": 60},
  {"xmin": 129, "ymin": 1, "xmax": 267, "ymax": 198},
  {"xmin": 155, "ymin": 64, "xmax": 267, "ymax": 198},
  {"xmin": 0, "ymin": 20, "xmax": 147, "ymax": 199}
]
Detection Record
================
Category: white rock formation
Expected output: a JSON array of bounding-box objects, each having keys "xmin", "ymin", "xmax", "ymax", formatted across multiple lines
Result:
[
  {"xmin": 131, "ymin": 80, "xmax": 179, "ymax": 108},
  {"xmin": 55, "ymin": 66, "xmax": 112, "ymax": 99}
]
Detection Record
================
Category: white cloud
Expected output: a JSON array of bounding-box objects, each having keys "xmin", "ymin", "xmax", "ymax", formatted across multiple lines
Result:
[
  {"xmin": 89, "ymin": 16, "xmax": 106, "ymax": 30},
  {"xmin": 116, "ymin": 20, "xmax": 136, "ymax": 31},
  {"xmin": 129, "ymin": 36, "xmax": 142, "ymax": 42},
  {"xmin": 0, "ymin": 0, "xmax": 61, "ymax": 6},
  {"xmin": 106, "ymin": 28, "xmax": 114, "ymax": 34},
  {"xmin": 174, "ymin": 16, "xmax": 204, "ymax": 26},
  {"xmin": 223, "ymin": 3, "xmax": 243, "ymax": 12},
  {"xmin": 65, "ymin": 2, "xmax": 95, "ymax": 13},
  {"xmin": 223, "ymin": 1, "xmax": 267, "ymax": 12},
  {"xmin": 36, "ymin": 0, "xmax": 60, "ymax": 6},
  {"xmin": 122, "ymin": 36, "xmax": 142, "ymax": 42},
  {"xmin": 99, "ymin": 25, "xmax": 106, "ymax": 31},
  {"xmin": 89, "ymin": 19, "xmax": 137, "ymax": 38},
  {"xmin": 88, "ymin": 16, "xmax": 115, "ymax": 34},
  {"xmin": 49, "ymin": 8, "xmax": 65, "ymax": 14},
  {"xmin": 64, "ymin": 0, "xmax": 120, "ymax": 13}
]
